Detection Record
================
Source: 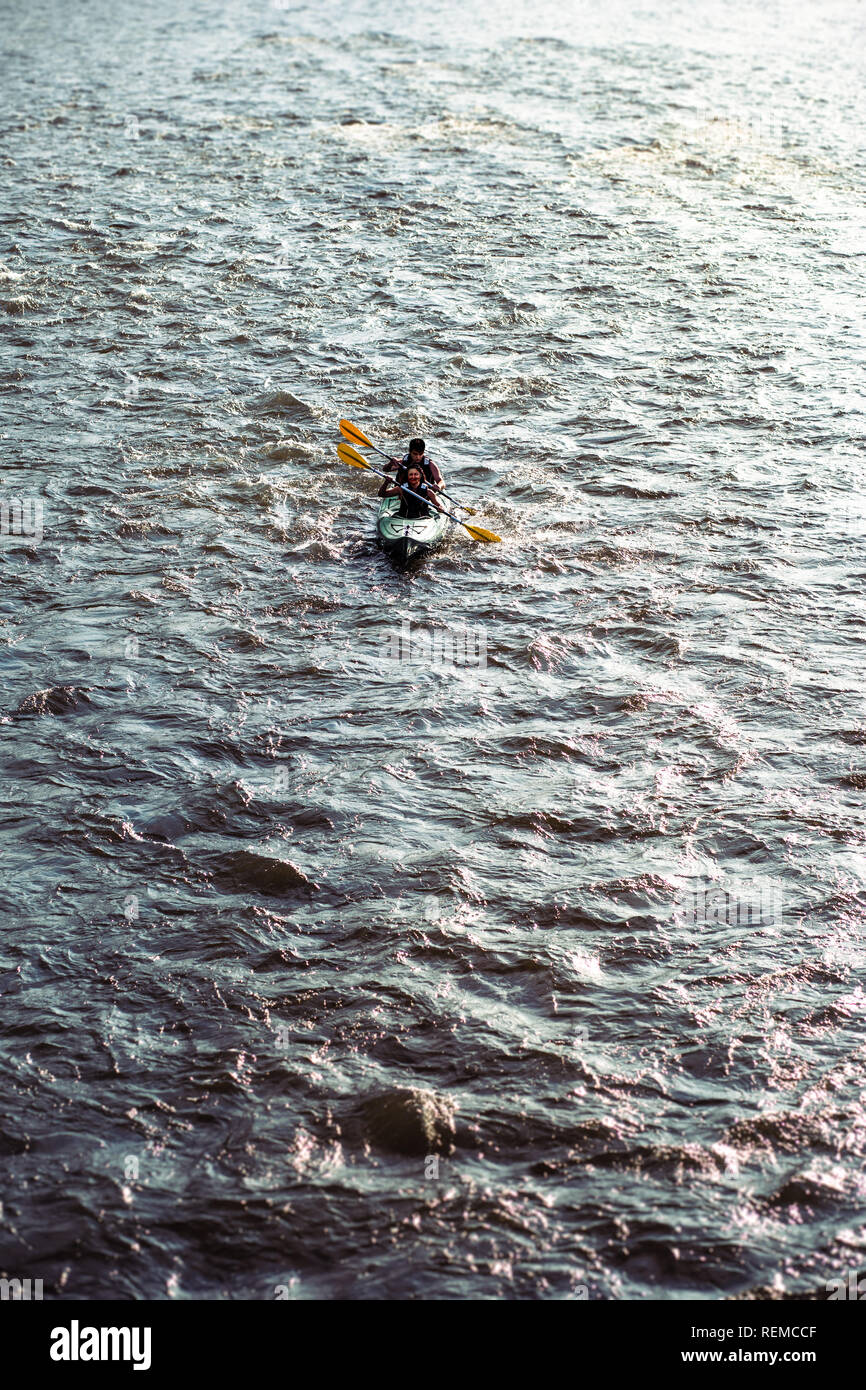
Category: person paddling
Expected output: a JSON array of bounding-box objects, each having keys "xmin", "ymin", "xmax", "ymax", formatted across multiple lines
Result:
[
  {"xmin": 383, "ymin": 438, "xmax": 444, "ymax": 493},
  {"xmin": 378, "ymin": 463, "xmax": 445, "ymax": 519}
]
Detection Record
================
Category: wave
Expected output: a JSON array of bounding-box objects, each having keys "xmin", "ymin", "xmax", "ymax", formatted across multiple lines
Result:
[
  {"xmin": 207, "ymin": 849, "xmax": 318, "ymax": 897},
  {"xmin": 12, "ymin": 686, "xmax": 94, "ymax": 717}
]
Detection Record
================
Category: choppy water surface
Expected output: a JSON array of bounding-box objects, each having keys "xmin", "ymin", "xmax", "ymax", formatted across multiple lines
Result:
[{"xmin": 1, "ymin": 0, "xmax": 865, "ymax": 1299}]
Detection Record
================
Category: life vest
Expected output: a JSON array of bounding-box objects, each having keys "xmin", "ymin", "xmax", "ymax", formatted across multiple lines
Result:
[{"xmin": 397, "ymin": 477, "xmax": 435, "ymax": 519}]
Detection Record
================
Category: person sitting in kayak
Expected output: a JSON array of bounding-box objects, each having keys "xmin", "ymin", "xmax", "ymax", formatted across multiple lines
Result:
[
  {"xmin": 383, "ymin": 438, "xmax": 444, "ymax": 492},
  {"xmin": 378, "ymin": 464, "xmax": 444, "ymax": 519}
]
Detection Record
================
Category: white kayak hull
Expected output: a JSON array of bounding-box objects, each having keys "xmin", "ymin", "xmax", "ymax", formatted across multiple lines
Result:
[{"xmin": 376, "ymin": 495, "xmax": 449, "ymax": 565}]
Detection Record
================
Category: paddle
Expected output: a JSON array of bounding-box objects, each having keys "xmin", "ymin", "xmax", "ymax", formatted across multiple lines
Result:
[
  {"xmin": 338, "ymin": 417, "xmax": 479, "ymax": 516},
  {"xmin": 337, "ymin": 442, "xmax": 501, "ymax": 544}
]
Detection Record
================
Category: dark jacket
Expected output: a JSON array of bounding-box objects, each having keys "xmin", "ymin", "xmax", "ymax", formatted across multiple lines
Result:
[
  {"xmin": 394, "ymin": 454, "xmax": 439, "ymax": 488},
  {"xmin": 398, "ymin": 478, "xmax": 436, "ymax": 519}
]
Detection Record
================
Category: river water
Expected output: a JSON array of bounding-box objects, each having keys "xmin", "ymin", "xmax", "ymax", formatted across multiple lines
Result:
[{"xmin": 1, "ymin": 0, "xmax": 865, "ymax": 1300}]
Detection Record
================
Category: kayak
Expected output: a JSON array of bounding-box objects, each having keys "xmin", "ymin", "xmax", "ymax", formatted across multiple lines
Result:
[{"xmin": 376, "ymin": 494, "xmax": 449, "ymax": 565}]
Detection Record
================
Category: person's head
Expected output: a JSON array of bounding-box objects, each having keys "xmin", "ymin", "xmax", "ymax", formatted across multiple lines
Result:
[
  {"xmin": 406, "ymin": 465, "xmax": 423, "ymax": 489},
  {"xmin": 408, "ymin": 438, "xmax": 426, "ymax": 464}
]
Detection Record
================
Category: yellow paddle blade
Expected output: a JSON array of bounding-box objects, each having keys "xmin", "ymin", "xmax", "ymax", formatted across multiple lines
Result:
[
  {"xmin": 339, "ymin": 418, "xmax": 374, "ymax": 450},
  {"xmin": 337, "ymin": 441, "xmax": 371, "ymax": 469},
  {"xmin": 462, "ymin": 522, "xmax": 501, "ymax": 544}
]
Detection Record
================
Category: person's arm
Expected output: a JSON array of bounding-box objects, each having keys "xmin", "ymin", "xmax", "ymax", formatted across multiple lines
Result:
[
  {"xmin": 429, "ymin": 460, "xmax": 444, "ymax": 489},
  {"xmin": 423, "ymin": 489, "xmax": 445, "ymax": 515},
  {"xmin": 379, "ymin": 479, "xmax": 402, "ymax": 497}
]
